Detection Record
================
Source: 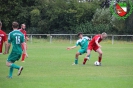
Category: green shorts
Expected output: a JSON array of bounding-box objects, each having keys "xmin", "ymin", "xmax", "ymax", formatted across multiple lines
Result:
[
  {"xmin": 78, "ymin": 48, "xmax": 91, "ymax": 58},
  {"xmin": 7, "ymin": 52, "xmax": 22, "ymax": 63},
  {"xmin": 78, "ymin": 48, "xmax": 87, "ymax": 55}
]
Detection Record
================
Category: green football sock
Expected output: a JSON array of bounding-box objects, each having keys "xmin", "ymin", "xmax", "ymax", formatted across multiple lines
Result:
[
  {"xmin": 9, "ymin": 67, "xmax": 14, "ymax": 77},
  {"xmin": 10, "ymin": 63, "xmax": 20, "ymax": 70},
  {"xmin": 75, "ymin": 59, "xmax": 78, "ymax": 64}
]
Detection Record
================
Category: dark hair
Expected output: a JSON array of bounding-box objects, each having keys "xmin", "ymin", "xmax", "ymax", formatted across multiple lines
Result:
[
  {"xmin": 12, "ymin": 21, "xmax": 19, "ymax": 28},
  {"xmin": 0, "ymin": 21, "xmax": 2, "ymax": 26},
  {"xmin": 77, "ymin": 32, "xmax": 83, "ymax": 36}
]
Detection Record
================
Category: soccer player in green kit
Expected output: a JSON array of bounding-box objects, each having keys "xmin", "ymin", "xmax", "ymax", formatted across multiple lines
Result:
[
  {"xmin": 67, "ymin": 32, "xmax": 91, "ymax": 65},
  {"xmin": 5, "ymin": 22, "xmax": 27, "ymax": 78}
]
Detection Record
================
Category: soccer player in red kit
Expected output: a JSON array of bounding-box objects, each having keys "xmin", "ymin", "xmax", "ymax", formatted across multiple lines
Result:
[
  {"xmin": 83, "ymin": 32, "xmax": 107, "ymax": 65},
  {"xmin": 0, "ymin": 21, "xmax": 8, "ymax": 54},
  {"xmin": 19, "ymin": 24, "xmax": 29, "ymax": 62}
]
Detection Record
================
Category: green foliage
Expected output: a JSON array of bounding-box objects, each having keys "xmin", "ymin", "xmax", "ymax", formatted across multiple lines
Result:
[
  {"xmin": 111, "ymin": 17, "xmax": 126, "ymax": 32},
  {"xmin": 92, "ymin": 8, "xmax": 112, "ymax": 24},
  {"xmin": 0, "ymin": 0, "xmax": 21, "ymax": 31},
  {"xmin": 0, "ymin": 0, "xmax": 132, "ymax": 34},
  {"xmin": 30, "ymin": 8, "xmax": 40, "ymax": 27},
  {"xmin": 125, "ymin": 12, "xmax": 133, "ymax": 34},
  {"xmin": 74, "ymin": 22, "xmax": 110, "ymax": 34}
]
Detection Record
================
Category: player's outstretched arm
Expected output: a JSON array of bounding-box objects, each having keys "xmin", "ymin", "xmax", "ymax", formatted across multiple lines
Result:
[{"xmin": 67, "ymin": 46, "xmax": 77, "ymax": 50}]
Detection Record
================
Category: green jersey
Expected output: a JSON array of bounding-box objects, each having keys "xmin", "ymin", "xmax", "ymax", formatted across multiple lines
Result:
[
  {"xmin": 8, "ymin": 30, "xmax": 25, "ymax": 54},
  {"xmin": 76, "ymin": 36, "xmax": 90, "ymax": 49}
]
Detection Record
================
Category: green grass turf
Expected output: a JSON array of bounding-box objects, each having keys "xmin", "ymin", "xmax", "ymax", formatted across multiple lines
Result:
[{"xmin": 0, "ymin": 39, "xmax": 133, "ymax": 88}]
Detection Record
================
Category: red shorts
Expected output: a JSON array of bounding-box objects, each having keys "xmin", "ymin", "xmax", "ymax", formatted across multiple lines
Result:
[{"xmin": 88, "ymin": 44, "xmax": 99, "ymax": 52}]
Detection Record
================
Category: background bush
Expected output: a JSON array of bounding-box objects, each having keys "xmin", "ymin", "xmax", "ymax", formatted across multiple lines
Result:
[{"xmin": 0, "ymin": 0, "xmax": 132, "ymax": 34}]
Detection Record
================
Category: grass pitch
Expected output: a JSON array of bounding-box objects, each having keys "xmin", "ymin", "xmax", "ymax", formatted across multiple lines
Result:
[{"xmin": 0, "ymin": 39, "xmax": 133, "ymax": 88}]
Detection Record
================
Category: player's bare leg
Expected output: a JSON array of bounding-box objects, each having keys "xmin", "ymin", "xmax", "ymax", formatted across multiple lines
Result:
[
  {"xmin": 72, "ymin": 52, "xmax": 80, "ymax": 65},
  {"xmin": 96, "ymin": 48, "xmax": 103, "ymax": 65},
  {"xmin": 83, "ymin": 50, "xmax": 91, "ymax": 65}
]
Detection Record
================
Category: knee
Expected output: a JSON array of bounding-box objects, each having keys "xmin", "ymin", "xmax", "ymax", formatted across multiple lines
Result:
[
  {"xmin": 76, "ymin": 53, "xmax": 80, "ymax": 57},
  {"xmin": 99, "ymin": 52, "xmax": 103, "ymax": 56},
  {"xmin": 87, "ymin": 50, "xmax": 91, "ymax": 55},
  {"xmin": 6, "ymin": 62, "xmax": 11, "ymax": 67}
]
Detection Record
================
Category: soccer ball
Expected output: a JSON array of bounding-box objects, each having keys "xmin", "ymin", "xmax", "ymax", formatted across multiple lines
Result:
[{"xmin": 94, "ymin": 61, "xmax": 100, "ymax": 66}]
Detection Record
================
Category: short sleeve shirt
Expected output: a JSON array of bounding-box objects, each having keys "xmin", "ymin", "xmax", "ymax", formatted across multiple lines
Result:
[
  {"xmin": 8, "ymin": 30, "xmax": 25, "ymax": 54},
  {"xmin": 89, "ymin": 34, "xmax": 102, "ymax": 46},
  {"xmin": 76, "ymin": 36, "xmax": 90, "ymax": 49}
]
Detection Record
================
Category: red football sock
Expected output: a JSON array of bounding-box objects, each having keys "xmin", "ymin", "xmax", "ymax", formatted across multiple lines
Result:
[
  {"xmin": 98, "ymin": 56, "xmax": 102, "ymax": 62},
  {"xmin": 21, "ymin": 53, "xmax": 26, "ymax": 61},
  {"xmin": 83, "ymin": 58, "xmax": 87, "ymax": 65}
]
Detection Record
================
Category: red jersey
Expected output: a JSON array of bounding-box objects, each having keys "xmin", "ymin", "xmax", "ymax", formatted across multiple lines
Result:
[
  {"xmin": 19, "ymin": 29, "xmax": 27, "ymax": 38},
  {"xmin": 0, "ymin": 30, "xmax": 7, "ymax": 53},
  {"xmin": 88, "ymin": 34, "xmax": 102, "ymax": 51}
]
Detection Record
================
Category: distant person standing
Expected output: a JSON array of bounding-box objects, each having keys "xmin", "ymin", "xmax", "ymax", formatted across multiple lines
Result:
[
  {"xmin": 0, "ymin": 21, "xmax": 8, "ymax": 54},
  {"xmin": 6, "ymin": 21, "xmax": 27, "ymax": 78},
  {"xmin": 19, "ymin": 24, "xmax": 29, "ymax": 62}
]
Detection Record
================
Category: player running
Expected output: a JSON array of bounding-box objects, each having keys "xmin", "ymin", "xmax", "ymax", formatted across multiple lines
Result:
[
  {"xmin": 83, "ymin": 32, "xmax": 107, "ymax": 65},
  {"xmin": 5, "ymin": 22, "xmax": 27, "ymax": 78},
  {"xmin": 19, "ymin": 24, "xmax": 29, "ymax": 62},
  {"xmin": 0, "ymin": 21, "xmax": 8, "ymax": 54},
  {"xmin": 67, "ymin": 32, "xmax": 91, "ymax": 65}
]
